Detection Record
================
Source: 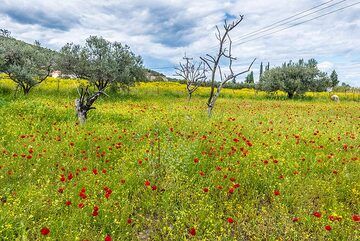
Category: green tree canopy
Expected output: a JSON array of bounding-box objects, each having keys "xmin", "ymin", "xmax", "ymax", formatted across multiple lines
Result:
[
  {"xmin": 330, "ymin": 70, "xmax": 339, "ymax": 88},
  {"xmin": 58, "ymin": 36, "xmax": 145, "ymax": 91},
  {"xmin": 0, "ymin": 37, "xmax": 53, "ymax": 94},
  {"xmin": 259, "ymin": 59, "xmax": 331, "ymax": 98},
  {"xmin": 245, "ymin": 71, "xmax": 254, "ymax": 84}
]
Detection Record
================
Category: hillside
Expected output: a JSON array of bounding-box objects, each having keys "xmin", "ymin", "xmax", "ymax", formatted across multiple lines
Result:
[{"xmin": 0, "ymin": 36, "xmax": 60, "ymax": 58}]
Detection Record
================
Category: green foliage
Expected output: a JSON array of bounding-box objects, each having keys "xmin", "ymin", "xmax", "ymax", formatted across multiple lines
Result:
[
  {"xmin": 259, "ymin": 59, "xmax": 331, "ymax": 98},
  {"xmin": 58, "ymin": 36, "xmax": 145, "ymax": 92},
  {"xmin": 330, "ymin": 70, "xmax": 339, "ymax": 88},
  {"xmin": 245, "ymin": 71, "xmax": 254, "ymax": 84},
  {"xmin": 0, "ymin": 37, "xmax": 53, "ymax": 94}
]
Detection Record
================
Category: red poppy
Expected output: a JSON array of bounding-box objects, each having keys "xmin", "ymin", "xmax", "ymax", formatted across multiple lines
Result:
[
  {"xmin": 151, "ymin": 185, "xmax": 157, "ymax": 191},
  {"xmin": 227, "ymin": 217, "xmax": 234, "ymax": 223},
  {"xmin": 79, "ymin": 192, "xmax": 87, "ymax": 199},
  {"xmin": 343, "ymin": 144, "xmax": 348, "ymax": 150},
  {"xmin": 65, "ymin": 200, "xmax": 71, "ymax": 206},
  {"xmin": 194, "ymin": 158, "xmax": 199, "ymax": 163},
  {"xmin": 228, "ymin": 188, "xmax": 234, "ymax": 194},
  {"xmin": 274, "ymin": 190, "xmax": 280, "ymax": 196},
  {"xmin": 78, "ymin": 203, "xmax": 84, "ymax": 208},
  {"xmin": 92, "ymin": 169, "xmax": 98, "ymax": 175},
  {"xmin": 144, "ymin": 180, "xmax": 150, "ymax": 186},
  {"xmin": 127, "ymin": 218, "xmax": 132, "ymax": 224},
  {"xmin": 104, "ymin": 234, "xmax": 112, "ymax": 241},
  {"xmin": 40, "ymin": 227, "xmax": 50, "ymax": 236},
  {"xmin": 60, "ymin": 175, "xmax": 66, "ymax": 182},
  {"xmin": 352, "ymin": 215, "xmax": 360, "ymax": 222},
  {"xmin": 313, "ymin": 212, "xmax": 321, "ymax": 218},
  {"xmin": 189, "ymin": 227, "xmax": 196, "ymax": 236},
  {"xmin": 292, "ymin": 217, "xmax": 299, "ymax": 222},
  {"xmin": 246, "ymin": 141, "xmax": 253, "ymax": 147},
  {"xmin": 203, "ymin": 187, "xmax": 209, "ymax": 193},
  {"xmin": 68, "ymin": 173, "xmax": 73, "ymax": 180},
  {"xmin": 325, "ymin": 225, "xmax": 332, "ymax": 231},
  {"xmin": 233, "ymin": 138, "xmax": 239, "ymax": 143}
]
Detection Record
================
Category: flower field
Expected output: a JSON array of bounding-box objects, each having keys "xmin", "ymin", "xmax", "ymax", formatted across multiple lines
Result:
[{"xmin": 0, "ymin": 79, "xmax": 359, "ymax": 240}]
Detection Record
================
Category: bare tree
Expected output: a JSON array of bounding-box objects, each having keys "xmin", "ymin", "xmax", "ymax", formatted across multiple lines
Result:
[
  {"xmin": 176, "ymin": 54, "xmax": 207, "ymax": 100},
  {"xmin": 75, "ymin": 86, "xmax": 108, "ymax": 124},
  {"xmin": 200, "ymin": 15, "xmax": 256, "ymax": 116}
]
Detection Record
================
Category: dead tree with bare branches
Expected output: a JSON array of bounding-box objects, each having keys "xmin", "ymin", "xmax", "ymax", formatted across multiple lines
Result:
[
  {"xmin": 200, "ymin": 15, "xmax": 256, "ymax": 116},
  {"xmin": 176, "ymin": 54, "xmax": 207, "ymax": 100},
  {"xmin": 75, "ymin": 86, "xmax": 108, "ymax": 124}
]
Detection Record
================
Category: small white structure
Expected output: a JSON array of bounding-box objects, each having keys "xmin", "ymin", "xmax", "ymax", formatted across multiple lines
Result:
[
  {"xmin": 51, "ymin": 70, "xmax": 61, "ymax": 78},
  {"xmin": 330, "ymin": 94, "xmax": 340, "ymax": 102}
]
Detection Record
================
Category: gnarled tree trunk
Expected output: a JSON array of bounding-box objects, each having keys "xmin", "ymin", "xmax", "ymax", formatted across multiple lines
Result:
[{"xmin": 75, "ymin": 86, "xmax": 106, "ymax": 124}]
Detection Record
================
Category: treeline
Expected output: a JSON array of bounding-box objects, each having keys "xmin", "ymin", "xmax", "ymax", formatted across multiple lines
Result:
[
  {"xmin": 171, "ymin": 59, "xmax": 357, "ymax": 98},
  {"xmin": 0, "ymin": 30, "xmax": 357, "ymax": 100},
  {"xmin": 0, "ymin": 32, "xmax": 146, "ymax": 95}
]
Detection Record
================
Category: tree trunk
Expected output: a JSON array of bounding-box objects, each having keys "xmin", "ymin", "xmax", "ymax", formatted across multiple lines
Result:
[
  {"xmin": 207, "ymin": 90, "xmax": 220, "ymax": 117},
  {"xmin": 23, "ymin": 87, "xmax": 31, "ymax": 95},
  {"xmin": 287, "ymin": 92, "xmax": 294, "ymax": 99},
  {"xmin": 75, "ymin": 99, "xmax": 87, "ymax": 125},
  {"xmin": 188, "ymin": 92, "xmax": 192, "ymax": 101}
]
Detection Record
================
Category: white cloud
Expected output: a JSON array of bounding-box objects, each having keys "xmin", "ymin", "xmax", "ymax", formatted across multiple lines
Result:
[{"xmin": 318, "ymin": 61, "xmax": 335, "ymax": 72}]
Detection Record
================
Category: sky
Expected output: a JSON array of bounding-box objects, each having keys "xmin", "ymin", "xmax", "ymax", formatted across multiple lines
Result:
[{"xmin": 0, "ymin": 0, "xmax": 359, "ymax": 86}]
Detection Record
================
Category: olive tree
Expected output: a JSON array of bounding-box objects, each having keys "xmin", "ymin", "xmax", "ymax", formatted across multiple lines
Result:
[
  {"xmin": 58, "ymin": 36, "xmax": 144, "ymax": 123},
  {"xmin": 0, "ymin": 38, "xmax": 53, "ymax": 94},
  {"xmin": 59, "ymin": 36, "xmax": 144, "ymax": 91},
  {"xmin": 259, "ymin": 59, "xmax": 331, "ymax": 98}
]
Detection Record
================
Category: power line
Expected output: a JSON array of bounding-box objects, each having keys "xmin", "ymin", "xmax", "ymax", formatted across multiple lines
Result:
[
  {"xmin": 147, "ymin": 1, "xmax": 359, "ymax": 70},
  {"xmin": 233, "ymin": 1, "xmax": 360, "ymax": 46},
  {"xmin": 207, "ymin": 0, "xmax": 348, "ymax": 51},
  {"xmin": 232, "ymin": 0, "xmax": 347, "ymax": 42},
  {"xmin": 146, "ymin": 66, "xmax": 175, "ymax": 70}
]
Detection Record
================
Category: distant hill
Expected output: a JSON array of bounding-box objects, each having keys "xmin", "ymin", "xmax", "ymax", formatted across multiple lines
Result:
[{"xmin": 0, "ymin": 35, "xmax": 60, "ymax": 58}]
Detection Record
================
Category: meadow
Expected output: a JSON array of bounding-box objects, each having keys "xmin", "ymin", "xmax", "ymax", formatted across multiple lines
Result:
[{"xmin": 0, "ymin": 78, "xmax": 359, "ymax": 240}]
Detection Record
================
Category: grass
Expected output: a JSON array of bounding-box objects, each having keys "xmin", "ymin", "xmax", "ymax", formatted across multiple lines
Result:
[{"xmin": 0, "ymin": 77, "xmax": 359, "ymax": 240}]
